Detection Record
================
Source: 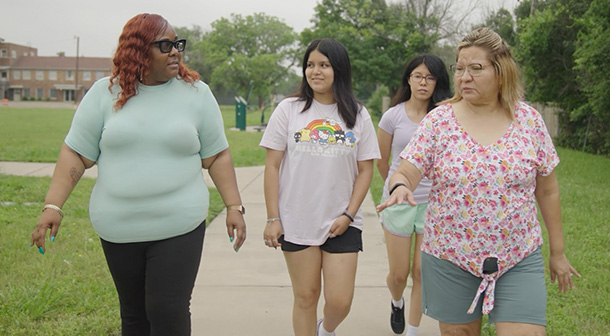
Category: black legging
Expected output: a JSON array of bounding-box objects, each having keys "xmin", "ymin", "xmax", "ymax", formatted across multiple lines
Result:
[{"xmin": 101, "ymin": 221, "xmax": 206, "ymax": 336}]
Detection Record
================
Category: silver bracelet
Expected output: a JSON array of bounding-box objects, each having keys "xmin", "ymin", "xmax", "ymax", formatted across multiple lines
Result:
[
  {"xmin": 266, "ymin": 217, "xmax": 281, "ymax": 224},
  {"xmin": 42, "ymin": 204, "xmax": 64, "ymax": 219}
]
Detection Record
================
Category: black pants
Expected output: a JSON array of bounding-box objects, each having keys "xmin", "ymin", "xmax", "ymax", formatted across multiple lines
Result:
[{"xmin": 100, "ymin": 221, "xmax": 206, "ymax": 336}]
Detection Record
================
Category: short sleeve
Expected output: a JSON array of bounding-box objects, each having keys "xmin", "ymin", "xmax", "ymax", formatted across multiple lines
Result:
[
  {"xmin": 399, "ymin": 108, "xmax": 440, "ymax": 177},
  {"xmin": 64, "ymin": 79, "xmax": 107, "ymax": 162},
  {"xmin": 520, "ymin": 103, "xmax": 559, "ymax": 176},
  {"xmin": 197, "ymin": 83, "xmax": 229, "ymax": 159},
  {"xmin": 356, "ymin": 107, "xmax": 381, "ymax": 161},
  {"xmin": 378, "ymin": 108, "xmax": 395, "ymax": 135},
  {"xmin": 259, "ymin": 99, "xmax": 291, "ymax": 151}
]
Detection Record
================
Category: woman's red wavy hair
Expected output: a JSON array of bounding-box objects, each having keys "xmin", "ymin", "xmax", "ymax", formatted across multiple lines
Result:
[{"xmin": 109, "ymin": 13, "xmax": 200, "ymax": 110}]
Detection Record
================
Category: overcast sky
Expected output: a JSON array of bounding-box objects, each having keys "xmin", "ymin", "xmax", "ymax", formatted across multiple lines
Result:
[{"xmin": 1, "ymin": 0, "xmax": 519, "ymax": 58}]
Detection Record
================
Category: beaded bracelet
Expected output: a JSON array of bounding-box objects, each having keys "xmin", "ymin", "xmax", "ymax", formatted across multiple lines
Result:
[{"xmin": 42, "ymin": 204, "xmax": 64, "ymax": 219}]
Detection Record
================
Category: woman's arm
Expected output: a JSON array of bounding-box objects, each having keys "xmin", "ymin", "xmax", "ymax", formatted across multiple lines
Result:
[
  {"xmin": 376, "ymin": 129, "xmax": 393, "ymax": 182},
  {"xmin": 31, "ymin": 143, "xmax": 95, "ymax": 253},
  {"xmin": 376, "ymin": 160, "xmax": 422, "ymax": 212},
  {"xmin": 202, "ymin": 148, "xmax": 246, "ymax": 252},
  {"xmin": 329, "ymin": 159, "xmax": 375, "ymax": 238},
  {"xmin": 262, "ymin": 149, "xmax": 284, "ymax": 248},
  {"xmin": 535, "ymin": 171, "xmax": 580, "ymax": 293}
]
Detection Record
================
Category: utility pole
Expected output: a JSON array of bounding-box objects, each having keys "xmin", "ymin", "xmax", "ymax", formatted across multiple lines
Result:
[{"xmin": 74, "ymin": 36, "xmax": 80, "ymax": 103}]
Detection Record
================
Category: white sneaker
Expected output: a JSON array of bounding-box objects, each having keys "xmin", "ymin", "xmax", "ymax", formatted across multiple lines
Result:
[{"xmin": 317, "ymin": 318, "xmax": 336, "ymax": 336}]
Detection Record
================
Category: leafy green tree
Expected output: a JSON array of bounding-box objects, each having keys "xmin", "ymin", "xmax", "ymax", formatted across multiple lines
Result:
[
  {"xmin": 194, "ymin": 13, "xmax": 298, "ymax": 106},
  {"xmin": 301, "ymin": 0, "xmax": 427, "ymax": 100},
  {"xmin": 174, "ymin": 26, "xmax": 211, "ymax": 82},
  {"xmin": 401, "ymin": 0, "xmax": 481, "ymax": 43},
  {"xmin": 514, "ymin": 0, "xmax": 533, "ymax": 21},
  {"xmin": 516, "ymin": 0, "xmax": 589, "ymax": 113},
  {"xmin": 367, "ymin": 84, "xmax": 390, "ymax": 116},
  {"xmin": 301, "ymin": 0, "xmax": 481, "ymax": 102},
  {"xmin": 515, "ymin": 0, "xmax": 610, "ymax": 155},
  {"xmin": 572, "ymin": 0, "xmax": 610, "ymax": 154},
  {"xmin": 174, "ymin": 25, "xmax": 204, "ymax": 51},
  {"xmin": 475, "ymin": 8, "xmax": 517, "ymax": 46}
]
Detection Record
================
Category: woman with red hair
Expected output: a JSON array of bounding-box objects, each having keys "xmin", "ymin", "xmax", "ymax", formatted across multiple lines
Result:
[{"xmin": 30, "ymin": 13, "xmax": 246, "ymax": 335}]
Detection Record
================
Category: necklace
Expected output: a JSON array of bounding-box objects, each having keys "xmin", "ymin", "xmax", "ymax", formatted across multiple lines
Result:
[{"xmin": 312, "ymin": 99, "xmax": 339, "ymax": 125}]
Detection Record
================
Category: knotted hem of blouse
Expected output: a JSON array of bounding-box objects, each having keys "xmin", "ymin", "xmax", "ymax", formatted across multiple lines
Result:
[{"xmin": 467, "ymin": 272, "xmax": 498, "ymax": 315}]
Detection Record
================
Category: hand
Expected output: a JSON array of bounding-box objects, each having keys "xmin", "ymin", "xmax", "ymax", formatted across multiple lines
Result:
[
  {"xmin": 329, "ymin": 215, "xmax": 351, "ymax": 238},
  {"xmin": 376, "ymin": 185, "xmax": 417, "ymax": 212},
  {"xmin": 263, "ymin": 220, "xmax": 282, "ymax": 249},
  {"xmin": 549, "ymin": 252, "xmax": 580, "ymax": 293},
  {"xmin": 226, "ymin": 211, "xmax": 246, "ymax": 252},
  {"xmin": 30, "ymin": 209, "xmax": 62, "ymax": 254}
]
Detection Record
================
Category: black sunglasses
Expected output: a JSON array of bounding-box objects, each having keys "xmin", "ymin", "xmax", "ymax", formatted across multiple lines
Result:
[{"xmin": 151, "ymin": 39, "xmax": 186, "ymax": 53}]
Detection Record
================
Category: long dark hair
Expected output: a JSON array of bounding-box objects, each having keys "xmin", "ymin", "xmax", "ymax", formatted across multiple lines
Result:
[
  {"xmin": 293, "ymin": 38, "xmax": 360, "ymax": 129},
  {"xmin": 391, "ymin": 53, "xmax": 451, "ymax": 111}
]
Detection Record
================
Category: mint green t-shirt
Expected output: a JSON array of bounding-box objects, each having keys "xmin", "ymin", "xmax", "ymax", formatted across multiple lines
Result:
[{"xmin": 65, "ymin": 77, "xmax": 228, "ymax": 243}]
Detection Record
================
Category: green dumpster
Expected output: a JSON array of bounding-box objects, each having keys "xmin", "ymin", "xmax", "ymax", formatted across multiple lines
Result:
[{"xmin": 234, "ymin": 96, "xmax": 247, "ymax": 131}]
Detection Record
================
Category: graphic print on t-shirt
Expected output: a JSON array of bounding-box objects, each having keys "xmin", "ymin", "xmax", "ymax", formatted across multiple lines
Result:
[{"xmin": 293, "ymin": 118, "xmax": 355, "ymax": 158}]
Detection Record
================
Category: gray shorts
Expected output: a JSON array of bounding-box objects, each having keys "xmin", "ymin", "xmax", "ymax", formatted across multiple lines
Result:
[{"xmin": 421, "ymin": 248, "xmax": 546, "ymax": 326}]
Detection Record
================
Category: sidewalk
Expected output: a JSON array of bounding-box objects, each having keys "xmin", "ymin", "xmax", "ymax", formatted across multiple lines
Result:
[{"xmin": 0, "ymin": 161, "xmax": 440, "ymax": 336}]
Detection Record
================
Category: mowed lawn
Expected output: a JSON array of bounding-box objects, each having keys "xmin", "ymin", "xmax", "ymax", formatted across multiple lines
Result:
[
  {"xmin": 1, "ymin": 106, "xmax": 609, "ymax": 335},
  {"xmin": 0, "ymin": 105, "xmax": 266, "ymax": 165}
]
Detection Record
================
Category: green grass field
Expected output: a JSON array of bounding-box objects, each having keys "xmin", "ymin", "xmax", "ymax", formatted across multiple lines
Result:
[
  {"xmin": 1, "ymin": 106, "xmax": 609, "ymax": 335},
  {"xmin": 0, "ymin": 105, "xmax": 266, "ymax": 165}
]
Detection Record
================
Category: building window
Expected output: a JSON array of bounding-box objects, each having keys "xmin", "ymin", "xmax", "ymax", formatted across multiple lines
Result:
[
  {"xmin": 66, "ymin": 70, "xmax": 74, "ymax": 80},
  {"xmin": 1, "ymin": 49, "xmax": 7, "ymax": 58},
  {"xmin": 36, "ymin": 70, "xmax": 44, "ymax": 80},
  {"xmin": 23, "ymin": 70, "xmax": 31, "ymax": 80},
  {"xmin": 11, "ymin": 50, "xmax": 16, "ymax": 58},
  {"xmin": 13, "ymin": 70, "xmax": 21, "ymax": 80},
  {"xmin": 36, "ymin": 88, "xmax": 43, "ymax": 99},
  {"xmin": 24, "ymin": 88, "xmax": 31, "ymax": 98},
  {"xmin": 50, "ymin": 89, "xmax": 57, "ymax": 100},
  {"xmin": 95, "ymin": 71, "xmax": 104, "ymax": 80},
  {"xmin": 49, "ymin": 71, "xmax": 57, "ymax": 80},
  {"xmin": 82, "ymin": 71, "xmax": 91, "ymax": 81},
  {"xmin": 1, "ymin": 71, "xmax": 7, "ymax": 79}
]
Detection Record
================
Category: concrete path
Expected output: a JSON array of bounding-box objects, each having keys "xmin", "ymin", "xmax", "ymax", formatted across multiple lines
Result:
[{"xmin": 0, "ymin": 161, "xmax": 440, "ymax": 335}]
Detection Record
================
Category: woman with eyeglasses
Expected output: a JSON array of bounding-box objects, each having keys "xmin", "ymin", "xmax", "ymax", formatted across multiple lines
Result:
[
  {"xmin": 30, "ymin": 13, "xmax": 246, "ymax": 335},
  {"xmin": 376, "ymin": 53, "xmax": 451, "ymax": 336},
  {"xmin": 377, "ymin": 28, "xmax": 579, "ymax": 335}
]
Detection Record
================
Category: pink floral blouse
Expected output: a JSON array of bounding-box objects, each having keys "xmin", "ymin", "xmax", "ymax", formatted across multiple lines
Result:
[{"xmin": 400, "ymin": 102, "xmax": 559, "ymax": 313}]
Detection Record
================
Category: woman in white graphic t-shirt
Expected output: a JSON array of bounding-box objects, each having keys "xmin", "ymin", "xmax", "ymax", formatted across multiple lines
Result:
[{"xmin": 260, "ymin": 38, "xmax": 380, "ymax": 336}]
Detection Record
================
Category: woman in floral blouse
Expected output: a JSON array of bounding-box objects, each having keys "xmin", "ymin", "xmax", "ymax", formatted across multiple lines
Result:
[{"xmin": 377, "ymin": 27, "xmax": 580, "ymax": 336}]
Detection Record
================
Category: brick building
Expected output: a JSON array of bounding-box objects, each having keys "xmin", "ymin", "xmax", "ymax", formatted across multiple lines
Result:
[{"xmin": 0, "ymin": 38, "xmax": 112, "ymax": 102}]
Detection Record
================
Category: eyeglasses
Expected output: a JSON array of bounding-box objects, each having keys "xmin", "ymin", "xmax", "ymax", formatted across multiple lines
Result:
[
  {"xmin": 410, "ymin": 73, "xmax": 437, "ymax": 83},
  {"xmin": 450, "ymin": 63, "xmax": 490, "ymax": 77},
  {"xmin": 151, "ymin": 39, "xmax": 187, "ymax": 53}
]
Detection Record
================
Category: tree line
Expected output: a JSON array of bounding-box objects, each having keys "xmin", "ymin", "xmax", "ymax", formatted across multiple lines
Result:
[{"xmin": 177, "ymin": 0, "xmax": 609, "ymax": 156}]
